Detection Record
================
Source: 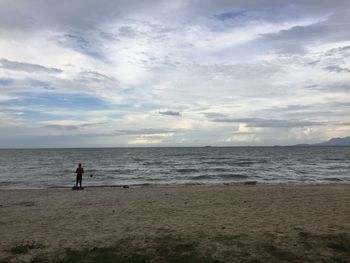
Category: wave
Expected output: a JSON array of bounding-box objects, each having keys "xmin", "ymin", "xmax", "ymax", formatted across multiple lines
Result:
[
  {"xmin": 202, "ymin": 159, "xmax": 268, "ymax": 165},
  {"xmin": 324, "ymin": 177, "xmax": 343, "ymax": 182},
  {"xmin": 230, "ymin": 161, "xmax": 255, "ymax": 166},
  {"xmin": 0, "ymin": 181, "xmax": 13, "ymax": 186},
  {"xmin": 133, "ymin": 158, "xmax": 145, "ymax": 162},
  {"xmin": 190, "ymin": 174, "xmax": 249, "ymax": 180},
  {"xmin": 103, "ymin": 169, "xmax": 138, "ymax": 174},
  {"xmin": 142, "ymin": 161, "xmax": 162, "ymax": 166},
  {"xmin": 295, "ymin": 170, "xmax": 309, "ymax": 175},
  {"xmin": 208, "ymin": 168, "xmax": 230, "ymax": 172},
  {"xmin": 176, "ymin": 168, "xmax": 200, "ymax": 173},
  {"xmin": 201, "ymin": 161, "xmax": 230, "ymax": 165},
  {"xmin": 142, "ymin": 161, "xmax": 179, "ymax": 166},
  {"xmin": 1, "ymin": 147, "xmax": 350, "ymax": 189}
]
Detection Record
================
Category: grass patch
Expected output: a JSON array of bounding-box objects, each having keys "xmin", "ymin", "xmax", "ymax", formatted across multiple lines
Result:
[
  {"xmin": 9, "ymin": 241, "xmax": 44, "ymax": 255},
  {"xmin": 214, "ymin": 231, "xmax": 350, "ymax": 262},
  {"xmin": 262, "ymin": 244, "xmax": 298, "ymax": 263},
  {"xmin": 60, "ymin": 242, "xmax": 153, "ymax": 263},
  {"xmin": 30, "ymin": 256, "xmax": 48, "ymax": 263},
  {"xmin": 49, "ymin": 235, "xmax": 220, "ymax": 263},
  {"xmin": 213, "ymin": 234, "xmax": 245, "ymax": 246},
  {"xmin": 6, "ymin": 232, "xmax": 350, "ymax": 263},
  {"xmin": 152, "ymin": 235, "xmax": 217, "ymax": 263},
  {"xmin": 327, "ymin": 233, "xmax": 350, "ymax": 252},
  {"xmin": 296, "ymin": 232, "xmax": 350, "ymax": 262}
]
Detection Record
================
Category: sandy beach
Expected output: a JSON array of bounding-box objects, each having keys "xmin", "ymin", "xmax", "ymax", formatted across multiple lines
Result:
[{"xmin": 1, "ymin": 184, "xmax": 350, "ymax": 262}]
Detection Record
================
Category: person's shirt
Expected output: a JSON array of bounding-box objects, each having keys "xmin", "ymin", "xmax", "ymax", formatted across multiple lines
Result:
[{"xmin": 76, "ymin": 167, "xmax": 84, "ymax": 176}]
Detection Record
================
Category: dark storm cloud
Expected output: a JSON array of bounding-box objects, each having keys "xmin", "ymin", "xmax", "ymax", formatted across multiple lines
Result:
[
  {"xmin": 0, "ymin": 58, "xmax": 62, "ymax": 73},
  {"xmin": 212, "ymin": 118, "xmax": 324, "ymax": 127},
  {"xmin": 159, "ymin": 110, "xmax": 181, "ymax": 116}
]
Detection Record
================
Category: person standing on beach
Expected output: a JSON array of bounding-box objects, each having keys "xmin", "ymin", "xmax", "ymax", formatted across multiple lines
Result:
[{"xmin": 75, "ymin": 163, "xmax": 84, "ymax": 188}]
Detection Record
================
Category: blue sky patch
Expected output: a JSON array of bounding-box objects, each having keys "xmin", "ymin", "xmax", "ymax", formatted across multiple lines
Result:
[
  {"xmin": 5, "ymin": 92, "xmax": 109, "ymax": 111},
  {"xmin": 29, "ymin": 79, "xmax": 54, "ymax": 90},
  {"xmin": 58, "ymin": 33, "xmax": 105, "ymax": 60},
  {"xmin": 0, "ymin": 78, "xmax": 14, "ymax": 86},
  {"xmin": 214, "ymin": 10, "xmax": 247, "ymax": 21}
]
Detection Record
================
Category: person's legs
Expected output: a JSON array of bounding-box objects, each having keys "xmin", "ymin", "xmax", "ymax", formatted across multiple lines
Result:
[
  {"xmin": 78, "ymin": 175, "xmax": 82, "ymax": 188},
  {"xmin": 76, "ymin": 175, "xmax": 79, "ymax": 187}
]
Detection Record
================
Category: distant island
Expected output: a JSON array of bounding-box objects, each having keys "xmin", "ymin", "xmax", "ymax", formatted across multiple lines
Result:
[
  {"xmin": 292, "ymin": 136, "xmax": 350, "ymax": 146},
  {"xmin": 314, "ymin": 136, "xmax": 350, "ymax": 146}
]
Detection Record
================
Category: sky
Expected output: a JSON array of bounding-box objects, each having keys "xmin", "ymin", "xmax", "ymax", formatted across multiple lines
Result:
[{"xmin": 0, "ymin": 0, "xmax": 350, "ymax": 148}]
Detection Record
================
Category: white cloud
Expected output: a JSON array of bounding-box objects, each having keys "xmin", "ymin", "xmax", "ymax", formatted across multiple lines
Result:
[
  {"xmin": 0, "ymin": 0, "xmax": 350, "ymax": 147},
  {"xmin": 223, "ymin": 134, "xmax": 260, "ymax": 143},
  {"xmin": 128, "ymin": 132, "xmax": 174, "ymax": 145},
  {"xmin": 0, "ymin": 94, "xmax": 18, "ymax": 101}
]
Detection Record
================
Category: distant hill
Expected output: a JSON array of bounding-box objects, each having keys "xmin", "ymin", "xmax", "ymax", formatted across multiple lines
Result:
[
  {"xmin": 314, "ymin": 136, "xmax": 350, "ymax": 146},
  {"xmin": 289, "ymin": 136, "xmax": 350, "ymax": 147}
]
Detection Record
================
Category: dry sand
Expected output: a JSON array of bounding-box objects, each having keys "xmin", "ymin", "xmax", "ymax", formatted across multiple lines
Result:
[{"xmin": 1, "ymin": 184, "xmax": 350, "ymax": 262}]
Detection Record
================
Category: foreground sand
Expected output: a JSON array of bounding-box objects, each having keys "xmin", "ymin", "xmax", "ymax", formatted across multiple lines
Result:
[{"xmin": 1, "ymin": 184, "xmax": 350, "ymax": 262}]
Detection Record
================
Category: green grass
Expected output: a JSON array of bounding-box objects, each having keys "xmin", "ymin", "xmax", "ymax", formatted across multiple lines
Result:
[
  {"xmin": 299, "ymin": 232, "xmax": 350, "ymax": 257},
  {"xmin": 49, "ymin": 235, "xmax": 220, "ymax": 263},
  {"xmin": 213, "ymin": 234, "xmax": 246, "ymax": 246},
  {"xmin": 327, "ymin": 233, "xmax": 350, "ymax": 252},
  {"xmin": 213, "ymin": 232, "xmax": 350, "ymax": 263},
  {"xmin": 5, "ymin": 232, "xmax": 350, "ymax": 263},
  {"xmin": 261, "ymin": 244, "xmax": 299, "ymax": 263},
  {"xmin": 9, "ymin": 241, "xmax": 44, "ymax": 255}
]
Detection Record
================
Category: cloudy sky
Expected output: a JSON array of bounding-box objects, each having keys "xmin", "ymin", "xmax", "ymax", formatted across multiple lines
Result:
[{"xmin": 0, "ymin": 0, "xmax": 349, "ymax": 147}]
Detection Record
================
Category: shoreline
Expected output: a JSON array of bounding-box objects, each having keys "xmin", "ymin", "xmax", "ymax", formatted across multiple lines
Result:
[
  {"xmin": 1, "ymin": 184, "xmax": 350, "ymax": 262},
  {"xmin": 1, "ymin": 180, "xmax": 350, "ymax": 191}
]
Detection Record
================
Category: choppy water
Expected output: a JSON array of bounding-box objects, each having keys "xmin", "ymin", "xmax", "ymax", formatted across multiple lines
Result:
[{"xmin": 0, "ymin": 147, "xmax": 349, "ymax": 189}]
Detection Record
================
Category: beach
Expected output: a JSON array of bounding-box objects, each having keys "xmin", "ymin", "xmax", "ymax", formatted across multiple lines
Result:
[{"xmin": 1, "ymin": 184, "xmax": 350, "ymax": 262}]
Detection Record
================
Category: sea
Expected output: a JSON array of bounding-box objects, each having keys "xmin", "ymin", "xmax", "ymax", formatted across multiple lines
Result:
[{"xmin": 0, "ymin": 147, "xmax": 349, "ymax": 189}]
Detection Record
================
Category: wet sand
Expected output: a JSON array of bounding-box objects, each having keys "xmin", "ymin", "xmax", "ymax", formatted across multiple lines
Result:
[{"xmin": 1, "ymin": 184, "xmax": 350, "ymax": 262}]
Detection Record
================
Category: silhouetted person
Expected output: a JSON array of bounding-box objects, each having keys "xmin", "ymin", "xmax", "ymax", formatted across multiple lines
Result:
[{"xmin": 75, "ymin": 163, "xmax": 84, "ymax": 188}]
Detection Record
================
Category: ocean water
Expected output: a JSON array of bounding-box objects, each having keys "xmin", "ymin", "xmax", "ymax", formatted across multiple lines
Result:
[{"xmin": 0, "ymin": 147, "xmax": 349, "ymax": 189}]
